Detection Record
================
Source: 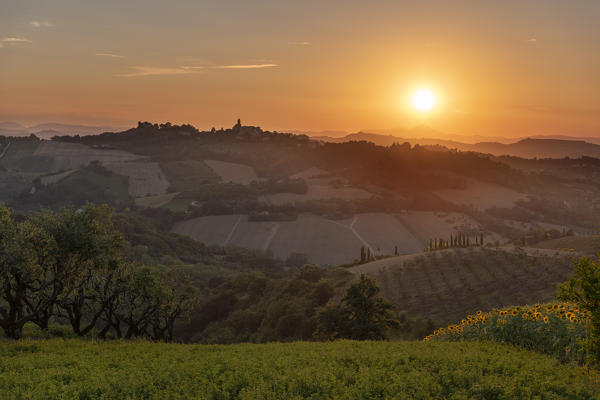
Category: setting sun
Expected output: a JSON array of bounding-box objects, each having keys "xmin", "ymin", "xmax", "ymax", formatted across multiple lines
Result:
[{"xmin": 412, "ymin": 89, "xmax": 436, "ymax": 112}]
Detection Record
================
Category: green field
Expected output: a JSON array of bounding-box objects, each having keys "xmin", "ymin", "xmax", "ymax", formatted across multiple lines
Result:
[
  {"xmin": 532, "ymin": 235, "xmax": 600, "ymax": 256},
  {"xmin": 0, "ymin": 140, "xmax": 53, "ymax": 173},
  {"xmin": 160, "ymin": 160, "xmax": 219, "ymax": 191},
  {"xmin": 1, "ymin": 339, "xmax": 598, "ymax": 399},
  {"xmin": 12, "ymin": 166, "xmax": 132, "ymax": 211}
]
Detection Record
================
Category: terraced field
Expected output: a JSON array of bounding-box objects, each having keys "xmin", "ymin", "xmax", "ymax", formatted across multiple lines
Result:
[
  {"xmin": 174, "ymin": 214, "xmax": 362, "ymax": 265},
  {"xmin": 173, "ymin": 212, "xmax": 498, "ymax": 265},
  {"xmin": 350, "ymin": 247, "xmax": 574, "ymax": 325}
]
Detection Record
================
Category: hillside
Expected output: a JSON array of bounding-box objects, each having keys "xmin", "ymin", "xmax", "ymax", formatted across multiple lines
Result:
[
  {"xmin": 314, "ymin": 132, "xmax": 600, "ymax": 159},
  {"xmin": 4, "ymin": 122, "xmax": 600, "ymax": 264},
  {"xmin": 0, "ymin": 122, "xmax": 119, "ymax": 137},
  {"xmin": 530, "ymin": 234, "xmax": 600, "ymax": 256},
  {"xmin": 1, "ymin": 339, "xmax": 597, "ymax": 399},
  {"xmin": 350, "ymin": 247, "xmax": 574, "ymax": 325}
]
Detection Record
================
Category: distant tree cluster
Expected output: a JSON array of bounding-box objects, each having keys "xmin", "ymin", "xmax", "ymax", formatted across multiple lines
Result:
[
  {"xmin": 0, "ymin": 205, "xmax": 197, "ymax": 340},
  {"xmin": 426, "ymin": 232, "xmax": 485, "ymax": 252}
]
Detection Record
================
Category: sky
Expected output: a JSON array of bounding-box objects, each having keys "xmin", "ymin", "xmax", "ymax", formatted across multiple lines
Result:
[{"xmin": 1, "ymin": 0, "xmax": 599, "ymax": 137}]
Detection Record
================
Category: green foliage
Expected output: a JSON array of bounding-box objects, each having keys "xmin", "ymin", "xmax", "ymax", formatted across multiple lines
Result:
[
  {"xmin": 0, "ymin": 205, "xmax": 198, "ymax": 341},
  {"xmin": 182, "ymin": 266, "xmax": 350, "ymax": 343},
  {"xmin": 10, "ymin": 164, "xmax": 132, "ymax": 211},
  {"xmin": 1, "ymin": 339, "xmax": 598, "ymax": 399},
  {"xmin": 0, "ymin": 207, "xmax": 57, "ymax": 338},
  {"xmin": 317, "ymin": 275, "xmax": 399, "ymax": 340},
  {"xmin": 427, "ymin": 302, "xmax": 588, "ymax": 365},
  {"xmin": 558, "ymin": 257, "xmax": 600, "ymax": 366}
]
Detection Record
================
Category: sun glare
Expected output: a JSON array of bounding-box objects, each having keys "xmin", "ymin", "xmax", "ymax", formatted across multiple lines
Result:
[{"xmin": 412, "ymin": 89, "xmax": 436, "ymax": 112}]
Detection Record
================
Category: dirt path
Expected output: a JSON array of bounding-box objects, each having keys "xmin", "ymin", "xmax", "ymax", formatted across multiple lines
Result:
[
  {"xmin": 328, "ymin": 216, "xmax": 377, "ymax": 256},
  {"xmin": 263, "ymin": 223, "xmax": 280, "ymax": 251},
  {"xmin": 0, "ymin": 142, "xmax": 11, "ymax": 160},
  {"xmin": 223, "ymin": 215, "xmax": 243, "ymax": 246}
]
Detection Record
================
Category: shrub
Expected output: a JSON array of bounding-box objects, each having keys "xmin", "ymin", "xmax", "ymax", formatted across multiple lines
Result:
[
  {"xmin": 425, "ymin": 302, "xmax": 588, "ymax": 364},
  {"xmin": 558, "ymin": 256, "xmax": 600, "ymax": 366},
  {"xmin": 316, "ymin": 275, "xmax": 399, "ymax": 340}
]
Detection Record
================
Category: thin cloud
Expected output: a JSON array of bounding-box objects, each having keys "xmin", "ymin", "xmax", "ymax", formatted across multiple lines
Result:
[
  {"xmin": 288, "ymin": 41, "xmax": 312, "ymax": 46},
  {"xmin": 0, "ymin": 37, "xmax": 33, "ymax": 48},
  {"xmin": 95, "ymin": 53, "xmax": 125, "ymax": 59},
  {"xmin": 525, "ymin": 38, "xmax": 537, "ymax": 43},
  {"xmin": 119, "ymin": 66, "xmax": 201, "ymax": 77},
  {"xmin": 214, "ymin": 63, "xmax": 279, "ymax": 69},
  {"xmin": 118, "ymin": 63, "xmax": 277, "ymax": 77},
  {"xmin": 30, "ymin": 21, "xmax": 53, "ymax": 28}
]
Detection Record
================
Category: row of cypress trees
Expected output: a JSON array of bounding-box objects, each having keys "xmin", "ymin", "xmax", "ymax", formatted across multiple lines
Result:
[{"xmin": 426, "ymin": 233, "xmax": 485, "ymax": 252}]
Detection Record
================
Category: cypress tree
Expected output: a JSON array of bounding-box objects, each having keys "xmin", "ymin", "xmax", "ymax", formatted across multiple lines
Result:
[
  {"xmin": 360, "ymin": 246, "xmax": 365, "ymax": 263},
  {"xmin": 480, "ymin": 233, "xmax": 484, "ymax": 246}
]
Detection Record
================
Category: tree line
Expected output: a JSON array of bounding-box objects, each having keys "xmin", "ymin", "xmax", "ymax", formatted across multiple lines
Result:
[
  {"xmin": 425, "ymin": 233, "xmax": 485, "ymax": 252},
  {"xmin": 0, "ymin": 204, "xmax": 197, "ymax": 340}
]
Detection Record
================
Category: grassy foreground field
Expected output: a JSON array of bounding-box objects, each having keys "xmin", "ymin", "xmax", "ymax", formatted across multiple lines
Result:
[{"xmin": 1, "ymin": 340, "xmax": 598, "ymax": 399}]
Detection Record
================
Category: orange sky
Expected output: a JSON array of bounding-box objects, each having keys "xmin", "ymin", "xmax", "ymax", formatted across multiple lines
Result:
[{"xmin": 1, "ymin": 0, "xmax": 599, "ymax": 137}]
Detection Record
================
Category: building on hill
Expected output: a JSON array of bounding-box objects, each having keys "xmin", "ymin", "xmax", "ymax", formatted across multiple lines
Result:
[{"xmin": 232, "ymin": 119, "xmax": 262, "ymax": 138}]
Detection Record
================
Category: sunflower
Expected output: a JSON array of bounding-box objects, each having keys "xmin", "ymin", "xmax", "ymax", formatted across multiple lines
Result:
[{"xmin": 511, "ymin": 309, "xmax": 519, "ymax": 316}]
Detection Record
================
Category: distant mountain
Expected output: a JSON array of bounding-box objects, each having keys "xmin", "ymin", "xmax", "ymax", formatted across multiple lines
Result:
[
  {"xmin": 312, "ymin": 131, "xmax": 600, "ymax": 159},
  {"xmin": 470, "ymin": 138, "xmax": 600, "ymax": 159},
  {"xmin": 290, "ymin": 129, "xmax": 350, "ymax": 138},
  {"xmin": 530, "ymin": 135, "xmax": 600, "ymax": 146},
  {"xmin": 0, "ymin": 122, "xmax": 28, "ymax": 136},
  {"xmin": 0, "ymin": 122, "xmax": 122, "ymax": 137},
  {"xmin": 29, "ymin": 123, "xmax": 117, "ymax": 135},
  {"xmin": 0, "ymin": 122, "xmax": 27, "ymax": 131},
  {"xmin": 366, "ymin": 126, "xmax": 517, "ymax": 144}
]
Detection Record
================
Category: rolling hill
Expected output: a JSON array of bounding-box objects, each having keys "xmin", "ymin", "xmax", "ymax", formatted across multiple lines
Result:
[
  {"xmin": 313, "ymin": 132, "xmax": 600, "ymax": 159},
  {"xmin": 349, "ymin": 247, "xmax": 575, "ymax": 325}
]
